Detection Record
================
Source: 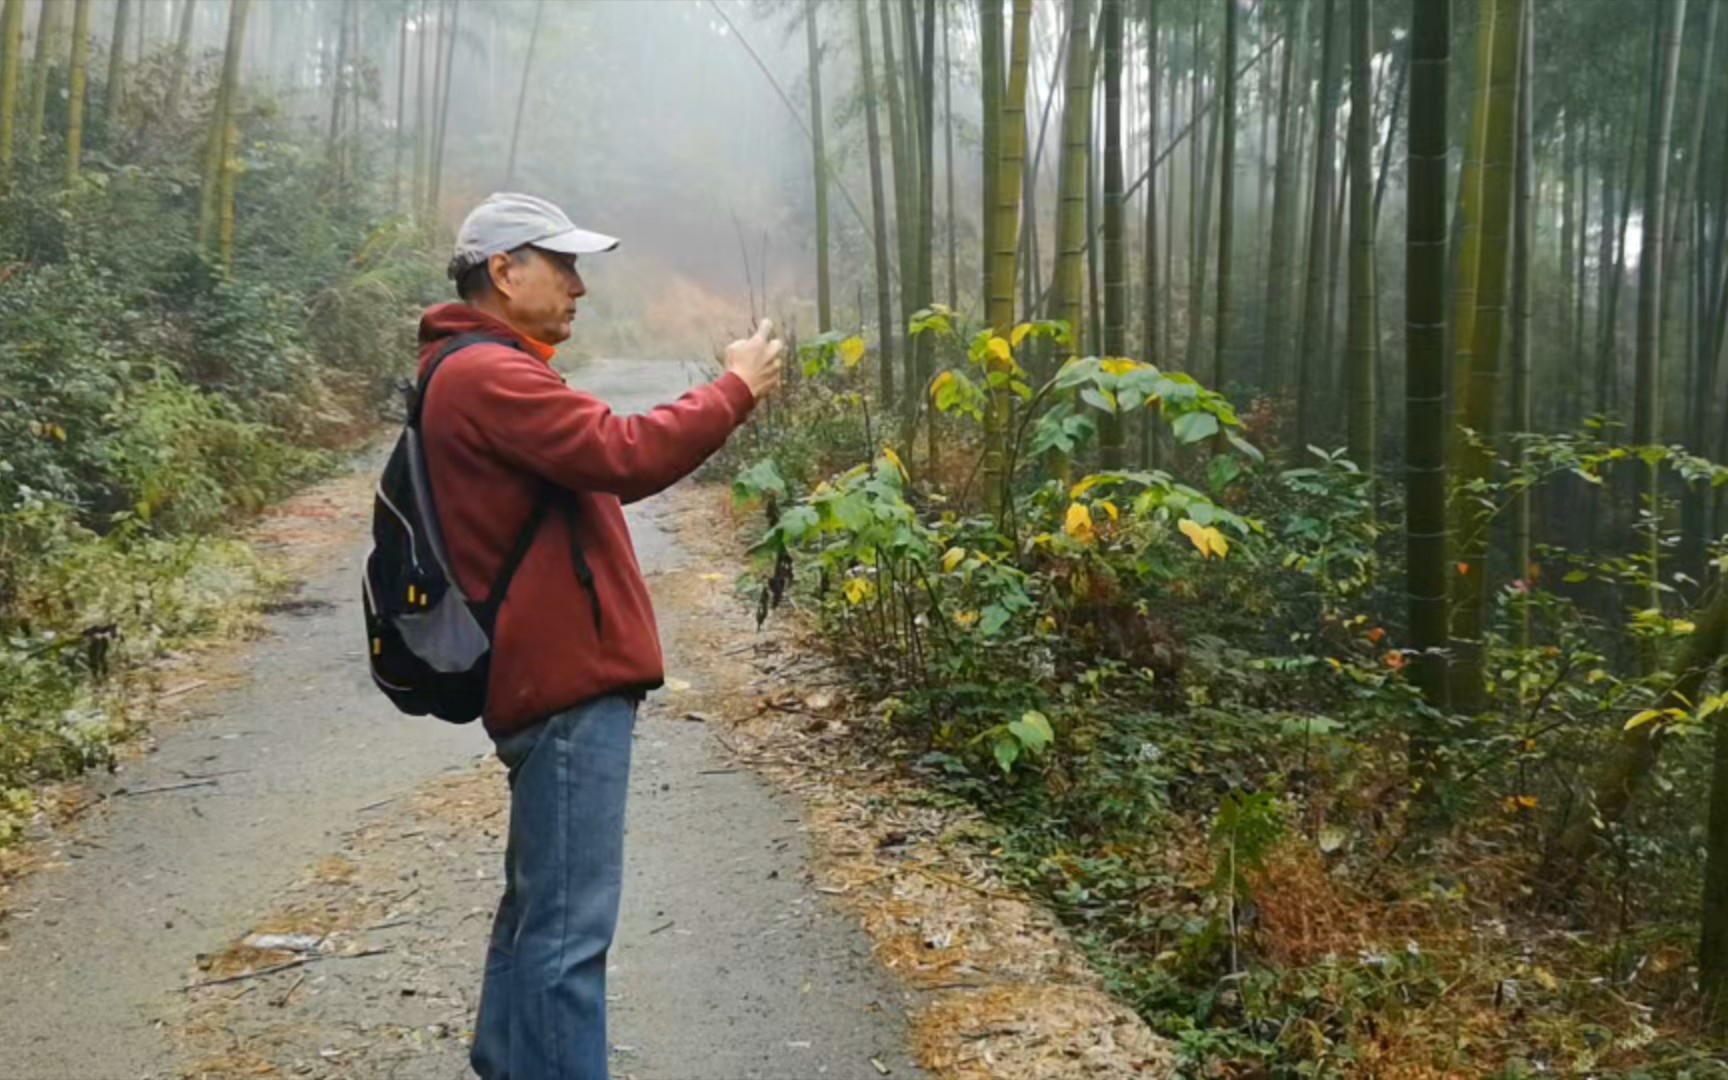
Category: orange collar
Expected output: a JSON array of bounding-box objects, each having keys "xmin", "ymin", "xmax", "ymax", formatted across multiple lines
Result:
[{"xmin": 520, "ymin": 335, "xmax": 558, "ymax": 364}]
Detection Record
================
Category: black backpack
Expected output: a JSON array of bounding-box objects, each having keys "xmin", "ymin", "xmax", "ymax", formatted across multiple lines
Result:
[{"xmin": 362, "ymin": 332, "xmax": 600, "ymax": 724}]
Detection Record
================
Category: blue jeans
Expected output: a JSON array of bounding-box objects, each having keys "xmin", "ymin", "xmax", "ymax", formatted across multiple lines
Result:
[{"xmin": 471, "ymin": 695, "xmax": 637, "ymax": 1080}]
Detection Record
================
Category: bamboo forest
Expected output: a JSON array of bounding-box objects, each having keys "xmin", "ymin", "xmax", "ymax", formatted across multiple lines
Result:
[{"xmin": 4, "ymin": 0, "xmax": 1728, "ymax": 1077}]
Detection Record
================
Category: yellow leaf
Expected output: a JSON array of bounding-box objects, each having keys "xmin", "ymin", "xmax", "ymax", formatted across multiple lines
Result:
[
  {"xmin": 953, "ymin": 609, "xmax": 980, "ymax": 628},
  {"xmin": 930, "ymin": 370, "xmax": 955, "ymax": 400},
  {"xmin": 986, "ymin": 336, "xmax": 1012, "ymax": 364},
  {"xmin": 1673, "ymin": 619, "xmax": 1697, "ymax": 635},
  {"xmin": 881, "ymin": 446, "xmax": 908, "ymax": 479},
  {"xmin": 1070, "ymin": 474, "xmax": 1106, "ymax": 499},
  {"xmin": 1011, "ymin": 323, "xmax": 1034, "ymax": 348},
  {"xmin": 50, "ymin": 424, "xmax": 66, "ymax": 442},
  {"xmin": 843, "ymin": 577, "xmax": 875, "ymax": 606},
  {"xmin": 1624, "ymin": 708, "xmax": 1673, "ymax": 732},
  {"xmin": 1100, "ymin": 357, "xmax": 1142, "ymax": 376},
  {"xmin": 838, "ymin": 335, "xmax": 867, "ymax": 369},
  {"xmin": 1099, "ymin": 500, "xmax": 1119, "ymax": 522},
  {"xmin": 941, "ymin": 547, "xmax": 967, "ymax": 572},
  {"xmin": 1064, "ymin": 503, "xmax": 1095, "ymax": 544},
  {"xmin": 1176, "ymin": 519, "xmax": 1231, "ymax": 560}
]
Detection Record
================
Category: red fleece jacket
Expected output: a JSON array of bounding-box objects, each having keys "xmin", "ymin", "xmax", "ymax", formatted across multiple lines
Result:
[{"xmin": 415, "ymin": 304, "xmax": 756, "ymax": 737}]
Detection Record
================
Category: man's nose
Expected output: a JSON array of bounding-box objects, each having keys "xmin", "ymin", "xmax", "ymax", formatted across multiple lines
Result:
[{"xmin": 569, "ymin": 270, "xmax": 586, "ymax": 298}]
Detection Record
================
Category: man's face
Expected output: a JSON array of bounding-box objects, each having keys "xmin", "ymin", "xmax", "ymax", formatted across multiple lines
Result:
[{"xmin": 490, "ymin": 247, "xmax": 587, "ymax": 344}]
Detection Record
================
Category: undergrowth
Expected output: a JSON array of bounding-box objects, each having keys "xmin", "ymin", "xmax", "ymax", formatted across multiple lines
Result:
[
  {"xmin": 0, "ymin": 64, "xmax": 443, "ymax": 839},
  {"xmin": 713, "ymin": 311, "xmax": 1728, "ymax": 1076}
]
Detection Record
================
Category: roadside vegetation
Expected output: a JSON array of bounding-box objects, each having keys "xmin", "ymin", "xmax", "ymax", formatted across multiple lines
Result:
[
  {"xmin": 716, "ymin": 0, "xmax": 1728, "ymax": 1073},
  {"xmin": 0, "ymin": 0, "xmax": 443, "ymax": 840}
]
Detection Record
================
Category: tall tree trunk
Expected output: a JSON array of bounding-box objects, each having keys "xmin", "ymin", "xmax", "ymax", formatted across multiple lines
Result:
[
  {"xmin": 1510, "ymin": 0, "xmax": 1533, "ymax": 649},
  {"xmin": 1559, "ymin": 114, "xmax": 1576, "ymax": 419},
  {"xmin": 1162, "ymin": 45, "xmax": 1175, "ymax": 370},
  {"xmin": 503, "ymin": 0, "xmax": 544, "ymax": 190},
  {"xmin": 1053, "ymin": 0, "xmax": 1095, "ymax": 359},
  {"xmin": 103, "ymin": 0, "xmax": 129, "ymax": 138},
  {"xmin": 26, "ymin": 0, "xmax": 64, "ymax": 161},
  {"xmin": 981, "ymin": 0, "xmax": 1002, "ymax": 313},
  {"xmin": 943, "ymin": 2, "xmax": 956, "ymax": 310},
  {"xmin": 1675, "ymin": 1, "xmax": 1720, "ymax": 579},
  {"xmin": 1189, "ymin": 70, "xmax": 1220, "ymax": 371},
  {"xmin": 1187, "ymin": 10, "xmax": 1200, "ymax": 362},
  {"xmin": 392, "ymin": 5, "xmax": 408, "ymax": 208},
  {"xmin": 1143, "ymin": 8, "xmax": 1159, "ymax": 350},
  {"xmin": 63, "ymin": 0, "xmax": 89, "ymax": 186},
  {"xmin": 413, "ymin": 0, "xmax": 429, "ymax": 219},
  {"xmin": 1345, "ymin": 0, "xmax": 1373, "ymax": 478},
  {"xmin": 1574, "ymin": 119, "xmax": 1591, "ymax": 426},
  {"xmin": 0, "ymin": 0, "xmax": 22, "ymax": 185},
  {"xmin": 1324, "ymin": 148, "xmax": 1348, "ymax": 410},
  {"xmin": 918, "ymin": 0, "xmax": 936, "ymax": 467},
  {"xmin": 986, "ymin": 0, "xmax": 1033, "ymax": 522},
  {"xmin": 1088, "ymin": 86, "xmax": 1103, "ymax": 355},
  {"xmin": 1296, "ymin": 0, "xmax": 1338, "ymax": 449},
  {"xmin": 428, "ymin": 0, "xmax": 460, "ymax": 220},
  {"xmin": 805, "ymin": 0, "xmax": 833, "ymax": 332},
  {"xmin": 1213, "ymin": 0, "xmax": 1236, "ymax": 390},
  {"xmin": 1665, "ymin": 1, "xmax": 1717, "ymax": 293},
  {"xmin": 219, "ymin": 114, "xmax": 238, "ymax": 274},
  {"xmin": 1447, "ymin": 0, "xmax": 1523, "ymax": 714},
  {"xmin": 1253, "ymin": 8, "xmax": 1269, "ymax": 317},
  {"xmin": 1100, "ymin": 0, "xmax": 1125, "ymax": 467},
  {"xmin": 860, "ymin": 0, "xmax": 896, "ymax": 413},
  {"xmin": 326, "ymin": 0, "xmax": 351, "ymax": 170},
  {"xmin": 1263, "ymin": 0, "xmax": 1305, "ymax": 392},
  {"xmin": 1632, "ymin": 0, "xmax": 1686, "ymax": 618},
  {"xmin": 1406, "ymin": 0, "xmax": 1450, "ymax": 714},
  {"xmin": 1705, "ymin": 73, "xmax": 1728, "ymax": 547},
  {"xmin": 880, "ymin": 0, "xmax": 916, "ymax": 423},
  {"xmin": 1141, "ymin": 0, "xmax": 1159, "ymax": 467},
  {"xmin": 197, "ymin": 0, "xmax": 248, "ymax": 257}
]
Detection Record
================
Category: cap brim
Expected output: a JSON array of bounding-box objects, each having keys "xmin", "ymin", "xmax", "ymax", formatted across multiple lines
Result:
[{"xmin": 534, "ymin": 226, "xmax": 620, "ymax": 255}]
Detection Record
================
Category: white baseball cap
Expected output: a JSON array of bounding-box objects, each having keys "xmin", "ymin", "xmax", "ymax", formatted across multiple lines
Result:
[{"xmin": 451, "ymin": 192, "xmax": 620, "ymax": 269}]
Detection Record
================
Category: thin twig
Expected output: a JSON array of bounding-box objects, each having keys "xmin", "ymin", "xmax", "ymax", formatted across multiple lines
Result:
[
  {"xmin": 119, "ymin": 778, "xmax": 219, "ymax": 797},
  {"xmin": 182, "ymin": 947, "xmax": 390, "ymax": 991},
  {"xmin": 184, "ymin": 957, "xmax": 313, "ymax": 990}
]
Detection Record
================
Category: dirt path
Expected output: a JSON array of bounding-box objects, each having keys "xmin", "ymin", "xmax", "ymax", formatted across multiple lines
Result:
[{"xmin": 0, "ymin": 360, "xmax": 924, "ymax": 1080}]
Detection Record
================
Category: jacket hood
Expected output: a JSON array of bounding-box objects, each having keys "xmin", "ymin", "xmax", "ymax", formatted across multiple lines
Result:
[{"xmin": 417, "ymin": 303, "xmax": 555, "ymax": 368}]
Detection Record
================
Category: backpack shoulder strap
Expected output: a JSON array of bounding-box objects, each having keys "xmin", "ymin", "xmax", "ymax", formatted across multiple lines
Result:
[
  {"xmin": 474, "ymin": 487, "xmax": 602, "ymax": 635},
  {"xmin": 409, "ymin": 332, "xmax": 520, "ymax": 428},
  {"xmin": 474, "ymin": 494, "xmax": 553, "ymax": 630}
]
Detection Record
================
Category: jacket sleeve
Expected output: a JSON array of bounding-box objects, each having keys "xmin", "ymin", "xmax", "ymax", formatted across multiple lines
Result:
[{"xmin": 455, "ymin": 354, "xmax": 757, "ymax": 504}]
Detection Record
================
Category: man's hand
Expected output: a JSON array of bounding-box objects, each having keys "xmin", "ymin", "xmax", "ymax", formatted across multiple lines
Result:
[{"xmin": 723, "ymin": 319, "xmax": 785, "ymax": 401}]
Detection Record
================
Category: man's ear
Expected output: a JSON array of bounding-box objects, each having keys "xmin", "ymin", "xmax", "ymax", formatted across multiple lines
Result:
[{"xmin": 487, "ymin": 251, "xmax": 518, "ymax": 299}]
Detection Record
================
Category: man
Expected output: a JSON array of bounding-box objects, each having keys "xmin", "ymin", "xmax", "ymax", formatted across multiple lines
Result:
[{"xmin": 416, "ymin": 192, "xmax": 783, "ymax": 1079}]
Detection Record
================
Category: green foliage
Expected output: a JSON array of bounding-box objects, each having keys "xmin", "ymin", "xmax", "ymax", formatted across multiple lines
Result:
[
  {"xmin": 735, "ymin": 303, "xmax": 1728, "ymax": 1070},
  {"xmin": 0, "ymin": 50, "xmax": 442, "ymax": 838}
]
